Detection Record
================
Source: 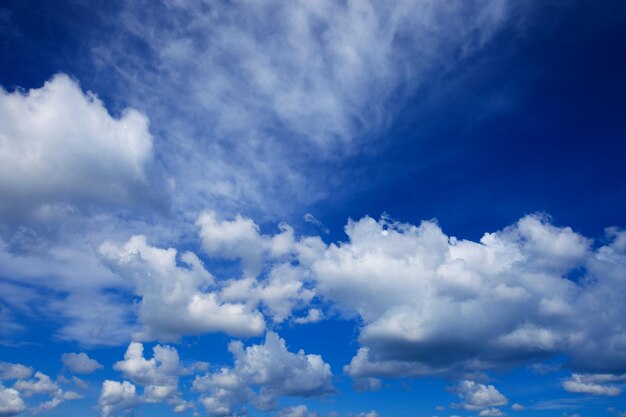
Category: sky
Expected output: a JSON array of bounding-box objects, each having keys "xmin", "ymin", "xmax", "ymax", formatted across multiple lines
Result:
[{"xmin": 0, "ymin": 0, "xmax": 625, "ymax": 416}]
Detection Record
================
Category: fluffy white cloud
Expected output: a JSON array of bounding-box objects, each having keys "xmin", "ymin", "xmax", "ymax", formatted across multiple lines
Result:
[
  {"xmin": 114, "ymin": 342, "xmax": 182, "ymax": 404},
  {"xmin": 100, "ymin": 235, "xmax": 265, "ymax": 340},
  {"xmin": 104, "ymin": 342, "xmax": 195, "ymax": 413},
  {"xmin": 98, "ymin": 380, "xmax": 138, "ymax": 417},
  {"xmin": 10, "ymin": 371, "xmax": 80, "ymax": 414},
  {"xmin": 511, "ymin": 403, "xmax": 525, "ymax": 411},
  {"xmin": 0, "ymin": 363, "xmax": 32, "ymax": 381},
  {"xmin": 199, "ymin": 211, "xmax": 324, "ymax": 323},
  {"xmin": 193, "ymin": 332, "xmax": 333, "ymax": 416},
  {"xmin": 0, "ymin": 74, "xmax": 156, "ymax": 225},
  {"xmin": 562, "ymin": 373, "xmax": 624, "ymax": 396},
  {"xmin": 314, "ymin": 214, "xmax": 626, "ymax": 376},
  {"xmin": 61, "ymin": 353, "xmax": 103, "ymax": 374},
  {"xmin": 0, "ymin": 384, "xmax": 25, "ymax": 417},
  {"xmin": 13, "ymin": 372, "xmax": 59, "ymax": 397},
  {"xmin": 452, "ymin": 380, "xmax": 507, "ymax": 411}
]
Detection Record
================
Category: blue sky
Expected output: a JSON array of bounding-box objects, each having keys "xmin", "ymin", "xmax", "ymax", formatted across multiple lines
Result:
[{"xmin": 1, "ymin": 1, "xmax": 626, "ymax": 416}]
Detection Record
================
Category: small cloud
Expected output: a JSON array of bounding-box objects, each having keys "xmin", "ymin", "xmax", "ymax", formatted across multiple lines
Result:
[
  {"xmin": 304, "ymin": 213, "xmax": 329, "ymax": 234},
  {"xmin": 61, "ymin": 352, "xmax": 103, "ymax": 374}
]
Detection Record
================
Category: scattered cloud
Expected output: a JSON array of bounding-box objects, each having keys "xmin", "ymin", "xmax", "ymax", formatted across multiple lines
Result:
[
  {"xmin": 563, "ymin": 373, "xmax": 624, "ymax": 396},
  {"xmin": 193, "ymin": 331, "xmax": 333, "ymax": 415},
  {"xmin": 61, "ymin": 352, "xmax": 103, "ymax": 374}
]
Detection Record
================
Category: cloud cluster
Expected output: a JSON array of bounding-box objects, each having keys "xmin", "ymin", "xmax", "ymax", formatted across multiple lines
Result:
[
  {"xmin": 193, "ymin": 332, "xmax": 333, "ymax": 416},
  {"xmin": 108, "ymin": 342, "xmax": 191, "ymax": 412},
  {"xmin": 0, "ymin": 363, "xmax": 80, "ymax": 416},
  {"xmin": 198, "ymin": 211, "xmax": 324, "ymax": 323},
  {"xmin": 99, "ymin": 234, "xmax": 265, "ymax": 340},
  {"xmin": 312, "ymin": 214, "xmax": 626, "ymax": 378}
]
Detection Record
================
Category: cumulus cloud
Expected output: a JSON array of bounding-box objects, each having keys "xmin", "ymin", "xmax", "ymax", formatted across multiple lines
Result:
[
  {"xmin": 10, "ymin": 371, "xmax": 80, "ymax": 414},
  {"xmin": 562, "ymin": 374, "xmax": 624, "ymax": 396},
  {"xmin": 0, "ymin": 384, "xmax": 25, "ymax": 417},
  {"xmin": 13, "ymin": 372, "xmax": 59, "ymax": 397},
  {"xmin": 99, "ymin": 380, "xmax": 138, "ymax": 417},
  {"xmin": 0, "ymin": 74, "xmax": 157, "ymax": 228},
  {"xmin": 452, "ymin": 380, "xmax": 507, "ymax": 411},
  {"xmin": 312, "ymin": 214, "xmax": 626, "ymax": 377},
  {"xmin": 61, "ymin": 353, "xmax": 103, "ymax": 374},
  {"xmin": 100, "ymin": 234, "xmax": 265, "ymax": 340},
  {"xmin": 193, "ymin": 331, "xmax": 333, "ymax": 415},
  {"xmin": 198, "ymin": 211, "xmax": 323, "ymax": 323},
  {"xmin": 114, "ymin": 342, "xmax": 182, "ymax": 405},
  {"xmin": 0, "ymin": 363, "xmax": 32, "ymax": 381}
]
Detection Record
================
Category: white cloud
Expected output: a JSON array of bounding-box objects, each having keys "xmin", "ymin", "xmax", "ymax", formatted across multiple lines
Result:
[
  {"xmin": 452, "ymin": 380, "xmax": 507, "ymax": 411},
  {"xmin": 100, "ymin": 234, "xmax": 265, "ymax": 340},
  {"xmin": 114, "ymin": 342, "xmax": 181, "ymax": 404},
  {"xmin": 511, "ymin": 403, "xmax": 525, "ymax": 411},
  {"xmin": 98, "ymin": 380, "xmax": 138, "ymax": 417},
  {"xmin": 356, "ymin": 412, "xmax": 378, "ymax": 417},
  {"xmin": 10, "ymin": 371, "xmax": 80, "ymax": 414},
  {"xmin": 562, "ymin": 374, "xmax": 623, "ymax": 396},
  {"xmin": 0, "ymin": 384, "xmax": 25, "ymax": 417},
  {"xmin": 91, "ymin": 0, "xmax": 522, "ymax": 218},
  {"xmin": 193, "ymin": 331, "xmax": 333, "ymax": 415},
  {"xmin": 106, "ymin": 342, "xmax": 195, "ymax": 413},
  {"xmin": 276, "ymin": 405, "xmax": 318, "ymax": 417},
  {"xmin": 13, "ymin": 372, "xmax": 59, "ymax": 397},
  {"xmin": 199, "ymin": 212, "xmax": 323, "ymax": 323},
  {"xmin": 479, "ymin": 408, "xmax": 505, "ymax": 417},
  {"xmin": 0, "ymin": 363, "xmax": 32, "ymax": 381},
  {"xmin": 311, "ymin": 214, "xmax": 626, "ymax": 376},
  {"xmin": 61, "ymin": 353, "xmax": 103, "ymax": 374},
  {"xmin": 0, "ymin": 74, "xmax": 156, "ymax": 225}
]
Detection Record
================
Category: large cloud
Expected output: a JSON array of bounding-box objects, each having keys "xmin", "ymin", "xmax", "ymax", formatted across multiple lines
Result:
[
  {"xmin": 307, "ymin": 214, "xmax": 626, "ymax": 378},
  {"xmin": 92, "ymin": 0, "xmax": 522, "ymax": 217},
  {"xmin": 0, "ymin": 74, "xmax": 156, "ymax": 227},
  {"xmin": 193, "ymin": 332, "xmax": 333, "ymax": 416}
]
